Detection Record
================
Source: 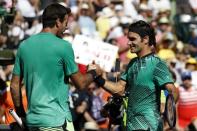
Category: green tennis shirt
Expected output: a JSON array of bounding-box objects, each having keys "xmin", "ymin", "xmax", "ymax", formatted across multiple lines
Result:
[
  {"xmin": 13, "ymin": 32, "xmax": 78, "ymax": 127},
  {"xmin": 121, "ymin": 53, "xmax": 173, "ymax": 131}
]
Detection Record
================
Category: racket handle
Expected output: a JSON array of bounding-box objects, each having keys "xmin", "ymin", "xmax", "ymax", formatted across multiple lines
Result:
[
  {"xmin": 9, "ymin": 109, "xmax": 23, "ymax": 128},
  {"xmin": 115, "ymin": 58, "xmax": 120, "ymax": 72}
]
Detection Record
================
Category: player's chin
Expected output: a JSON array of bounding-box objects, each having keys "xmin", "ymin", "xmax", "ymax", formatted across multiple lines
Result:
[{"xmin": 130, "ymin": 48, "xmax": 136, "ymax": 53}]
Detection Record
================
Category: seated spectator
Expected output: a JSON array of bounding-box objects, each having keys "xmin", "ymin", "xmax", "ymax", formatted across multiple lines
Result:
[
  {"xmin": 157, "ymin": 33, "xmax": 176, "ymax": 61},
  {"xmin": 185, "ymin": 57, "xmax": 197, "ymax": 87},
  {"xmin": 96, "ymin": 7, "xmax": 114, "ymax": 40},
  {"xmin": 188, "ymin": 35, "xmax": 197, "ymax": 58},
  {"xmin": 185, "ymin": 57, "xmax": 197, "ymax": 71},
  {"xmin": 0, "ymin": 78, "xmax": 27, "ymax": 124},
  {"xmin": 87, "ymin": 82, "xmax": 111, "ymax": 131},
  {"xmin": 177, "ymin": 71, "xmax": 197, "ymax": 130},
  {"xmin": 92, "ymin": 0, "xmax": 107, "ymax": 15},
  {"xmin": 78, "ymin": 2, "xmax": 97, "ymax": 38},
  {"xmin": 69, "ymin": 85, "xmax": 95, "ymax": 131},
  {"xmin": 155, "ymin": 16, "xmax": 172, "ymax": 44}
]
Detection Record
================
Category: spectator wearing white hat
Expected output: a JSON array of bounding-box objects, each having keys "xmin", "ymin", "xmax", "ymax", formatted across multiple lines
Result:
[
  {"xmin": 96, "ymin": 7, "xmax": 115, "ymax": 40},
  {"xmin": 123, "ymin": 0, "xmax": 138, "ymax": 20},
  {"xmin": 155, "ymin": 16, "xmax": 174, "ymax": 44},
  {"xmin": 78, "ymin": 2, "xmax": 97, "ymax": 38},
  {"xmin": 137, "ymin": 3, "xmax": 152, "ymax": 22},
  {"xmin": 147, "ymin": 0, "xmax": 171, "ymax": 18}
]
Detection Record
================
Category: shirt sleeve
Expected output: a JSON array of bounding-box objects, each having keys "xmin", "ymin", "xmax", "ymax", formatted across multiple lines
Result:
[
  {"xmin": 62, "ymin": 43, "xmax": 78, "ymax": 76},
  {"xmin": 153, "ymin": 60, "xmax": 174, "ymax": 87},
  {"xmin": 121, "ymin": 71, "xmax": 127, "ymax": 81},
  {"xmin": 120, "ymin": 59, "xmax": 135, "ymax": 82}
]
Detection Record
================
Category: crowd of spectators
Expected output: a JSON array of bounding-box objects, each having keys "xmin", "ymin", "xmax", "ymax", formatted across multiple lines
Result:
[{"xmin": 0, "ymin": 0, "xmax": 197, "ymax": 131}]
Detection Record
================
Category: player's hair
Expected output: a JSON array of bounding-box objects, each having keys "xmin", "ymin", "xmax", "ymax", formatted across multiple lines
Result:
[
  {"xmin": 42, "ymin": 3, "xmax": 71, "ymax": 28},
  {"xmin": 128, "ymin": 20, "xmax": 156, "ymax": 47}
]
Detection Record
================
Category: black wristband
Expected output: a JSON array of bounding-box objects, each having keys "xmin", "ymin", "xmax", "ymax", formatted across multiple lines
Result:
[
  {"xmin": 88, "ymin": 70, "xmax": 97, "ymax": 80},
  {"xmin": 94, "ymin": 76, "xmax": 105, "ymax": 87},
  {"xmin": 15, "ymin": 106, "xmax": 26, "ymax": 117}
]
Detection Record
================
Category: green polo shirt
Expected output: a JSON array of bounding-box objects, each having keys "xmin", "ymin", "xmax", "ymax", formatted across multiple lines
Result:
[
  {"xmin": 13, "ymin": 32, "xmax": 78, "ymax": 127},
  {"xmin": 121, "ymin": 53, "xmax": 173, "ymax": 131}
]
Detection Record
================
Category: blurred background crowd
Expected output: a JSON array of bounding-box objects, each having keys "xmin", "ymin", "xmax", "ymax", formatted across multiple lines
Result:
[{"xmin": 0, "ymin": 0, "xmax": 197, "ymax": 131}]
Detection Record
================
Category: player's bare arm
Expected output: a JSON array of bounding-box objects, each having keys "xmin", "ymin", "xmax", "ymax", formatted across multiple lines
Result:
[
  {"xmin": 70, "ymin": 71, "xmax": 94, "ymax": 90},
  {"xmin": 165, "ymin": 83, "xmax": 179, "ymax": 103},
  {"xmin": 102, "ymin": 79, "xmax": 126, "ymax": 96},
  {"xmin": 71, "ymin": 64, "xmax": 103, "ymax": 90},
  {"xmin": 10, "ymin": 75, "xmax": 22, "ymax": 107}
]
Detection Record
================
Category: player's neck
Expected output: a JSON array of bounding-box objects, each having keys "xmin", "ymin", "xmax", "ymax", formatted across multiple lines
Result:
[
  {"xmin": 137, "ymin": 48, "xmax": 152, "ymax": 58},
  {"xmin": 41, "ymin": 27, "xmax": 58, "ymax": 35}
]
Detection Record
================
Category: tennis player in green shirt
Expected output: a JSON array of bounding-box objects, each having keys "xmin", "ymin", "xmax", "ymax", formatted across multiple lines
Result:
[
  {"xmin": 10, "ymin": 3, "xmax": 102, "ymax": 131},
  {"xmin": 94, "ymin": 20, "xmax": 178, "ymax": 131}
]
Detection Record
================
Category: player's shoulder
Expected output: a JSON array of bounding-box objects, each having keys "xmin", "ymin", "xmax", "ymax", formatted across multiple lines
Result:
[
  {"xmin": 151, "ymin": 54, "xmax": 161, "ymax": 60},
  {"xmin": 17, "ymin": 39, "xmax": 27, "ymax": 51},
  {"xmin": 17, "ymin": 34, "xmax": 39, "ymax": 48},
  {"xmin": 58, "ymin": 39, "xmax": 73, "ymax": 52},
  {"xmin": 58, "ymin": 38, "xmax": 72, "ymax": 46},
  {"xmin": 151, "ymin": 55, "xmax": 170, "ymax": 70},
  {"xmin": 150, "ymin": 54, "xmax": 166, "ymax": 63},
  {"xmin": 127, "ymin": 57, "xmax": 138, "ymax": 66}
]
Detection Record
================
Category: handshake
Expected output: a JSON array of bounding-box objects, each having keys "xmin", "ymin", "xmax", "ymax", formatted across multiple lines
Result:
[{"xmin": 87, "ymin": 63, "xmax": 106, "ymax": 87}]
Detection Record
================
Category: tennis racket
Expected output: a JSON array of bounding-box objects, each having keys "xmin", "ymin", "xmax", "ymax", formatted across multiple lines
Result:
[{"xmin": 164, "ymin": 94, "xmax": 176, "ymax": 128}]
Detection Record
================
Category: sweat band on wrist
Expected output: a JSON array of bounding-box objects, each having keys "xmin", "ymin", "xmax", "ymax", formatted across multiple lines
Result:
[{"xmin": 15, "ymin": 106, "xmax": 26, "ymax": 117}]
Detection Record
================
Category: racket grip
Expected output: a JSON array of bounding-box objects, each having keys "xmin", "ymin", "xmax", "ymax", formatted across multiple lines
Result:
[
  {"xmin": 115, "ymin": 58, "xmax": 120, "ymax": 72},
  {"xmin": 9, "ymin": 109, "xmax": 23, "ymax": 127}
]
